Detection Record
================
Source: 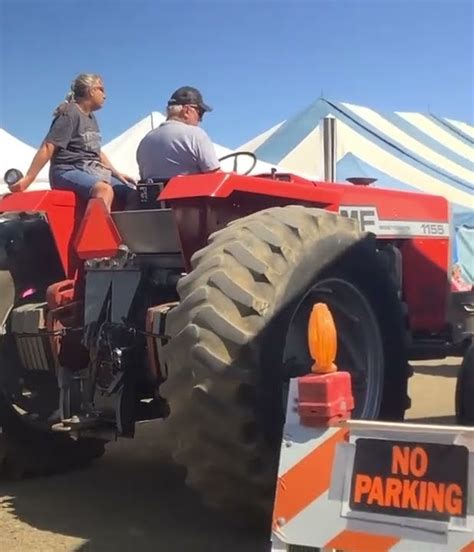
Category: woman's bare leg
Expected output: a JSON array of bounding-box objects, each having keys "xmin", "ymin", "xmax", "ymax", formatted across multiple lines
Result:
[{"xmin": 91, "ymin": 180, "xmax": 114, "ymax": 212}]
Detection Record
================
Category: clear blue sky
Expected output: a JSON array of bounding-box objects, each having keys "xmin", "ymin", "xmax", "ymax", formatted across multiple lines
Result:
[{"xmin": 1, "ymin": 0, "xmax": 473, "ymax": 149}]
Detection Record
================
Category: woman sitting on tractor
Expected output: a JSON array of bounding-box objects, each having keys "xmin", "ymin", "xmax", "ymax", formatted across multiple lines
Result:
[{"xmin": 10, "ymin": 73, "xmax": 135, "ymax": 212}]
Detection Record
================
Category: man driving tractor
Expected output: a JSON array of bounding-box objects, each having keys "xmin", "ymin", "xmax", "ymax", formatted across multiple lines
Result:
[{"xmin": 136, "ymin": 86, "xmax": 221, "ymax": 180}]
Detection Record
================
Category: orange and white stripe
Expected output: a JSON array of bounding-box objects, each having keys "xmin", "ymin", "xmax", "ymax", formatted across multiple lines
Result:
[{"xmin": 271, "ymin": 379, "xmax": 474, "ymax": 552}]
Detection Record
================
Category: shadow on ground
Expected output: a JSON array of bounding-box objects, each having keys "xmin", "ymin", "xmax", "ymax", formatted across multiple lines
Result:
[
  {"xmin": 1, "ymin": 422, "xmax": 270, "ymax": 552},
  {"xmin": 2, "ymin": 359, "xmax": 462, "ymax": 551},
  {"xmin": 411, "ymin": 362, "xmax": 460, "ymax": 378}
]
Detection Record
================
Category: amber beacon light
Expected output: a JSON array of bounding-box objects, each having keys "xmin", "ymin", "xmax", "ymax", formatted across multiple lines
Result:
[{"xmin": 307, "ymin": 303, "xmax": 338, "ymax": 373}]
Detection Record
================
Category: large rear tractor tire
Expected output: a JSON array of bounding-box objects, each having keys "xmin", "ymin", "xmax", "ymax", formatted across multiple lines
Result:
[
  {"xmin": 456, "ymin": 342, "xmax": 474, "ymax": 425},
  {"xmin": 0, "ymin": 341, "xmax": 105, "ymax": 479},
  {"xmin": 160, "ymin": 206, "xmax": 409, "ymax": 526}
]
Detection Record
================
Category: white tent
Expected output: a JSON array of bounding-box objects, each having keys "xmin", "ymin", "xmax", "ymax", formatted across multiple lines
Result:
[
  {"xmin": 103, "ymin": 112, "xmax": 166, "ymax": 179},
  {"xmin": 0, "ymin": 129, "xmax": 50, "ymax": 195},
  {"xmin": 238, "ymin": 98, "xmax": 473, "ymax": 215},
  {"xmin": 103, "ymin": 111, "xmax": 284, "ymax": 179}
]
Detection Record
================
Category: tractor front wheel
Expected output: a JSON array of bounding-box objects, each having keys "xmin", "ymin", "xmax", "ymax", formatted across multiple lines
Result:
[{"xmin": 160, "ymin": 206, "xmax": 409, "ymax": 525}]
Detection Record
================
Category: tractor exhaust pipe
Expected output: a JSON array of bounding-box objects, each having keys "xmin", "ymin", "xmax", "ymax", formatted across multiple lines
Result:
[{"xmin": 322, "ymin": 115, "xmax": 336, "ymax": 182}]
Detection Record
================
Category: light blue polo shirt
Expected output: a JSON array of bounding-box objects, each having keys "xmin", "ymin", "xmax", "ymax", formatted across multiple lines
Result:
[{"xmin": 136, "ymin": 120, "xmax": 220, "ymax": 180}]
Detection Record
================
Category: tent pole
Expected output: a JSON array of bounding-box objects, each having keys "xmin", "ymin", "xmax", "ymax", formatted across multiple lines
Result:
[{"xmin": 322, "ymin": 115, "xmax": 336, "ymax": 182}]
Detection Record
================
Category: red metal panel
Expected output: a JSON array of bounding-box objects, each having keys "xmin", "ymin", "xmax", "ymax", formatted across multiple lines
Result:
[
  {"xmin": 0, "ymin": 190, "xmax": 82, "ymax": 278},
  {"xmin": 324, "ymin": 182, "xmax": 449, "ymax": 222},
  {"xmin": 161, "ymin": 173, "xmax": 449, "ymax": 223},
  {"xmin": 0, "ymin": 190, "xmax": 75, "ymax": 211},
  {"xmin": 401, "ymin": 238, "xmax": 450, "ymax": 331},
  {"xmin": 160, "ymin": 172, "xmax": 338, "ymax": 205}
]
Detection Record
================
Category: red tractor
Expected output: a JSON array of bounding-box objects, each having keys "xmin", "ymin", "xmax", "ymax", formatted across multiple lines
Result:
[{"xmin": 0, "ymin": 159, "xmax": 472, "ymax": 524}]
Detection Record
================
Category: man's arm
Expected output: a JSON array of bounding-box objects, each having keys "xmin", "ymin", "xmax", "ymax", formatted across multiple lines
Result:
[{"xmin": 195, "ymin": 129, "xmax": 221, "ymax": 173}]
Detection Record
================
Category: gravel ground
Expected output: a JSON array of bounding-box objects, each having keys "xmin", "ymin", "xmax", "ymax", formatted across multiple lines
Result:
[{"xmin": 0, "ymin": 358, "xmax": 462, "ymax": 551}]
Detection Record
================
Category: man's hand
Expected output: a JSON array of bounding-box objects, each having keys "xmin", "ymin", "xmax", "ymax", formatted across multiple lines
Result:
[{"xmin": 8, "ymin": 175, "xmax": 33, "ymax": 193}]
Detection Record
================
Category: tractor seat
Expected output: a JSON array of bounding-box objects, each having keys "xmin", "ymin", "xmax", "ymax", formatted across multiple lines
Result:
[{"xmin": 136, "ymin": 179, "xmax": 170, "ymax": 210}]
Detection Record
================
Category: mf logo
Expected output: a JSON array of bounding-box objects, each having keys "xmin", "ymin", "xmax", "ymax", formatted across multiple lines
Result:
[{"xmin": 339, "ymin": 206, "xmax": 379, "ymax": 232}]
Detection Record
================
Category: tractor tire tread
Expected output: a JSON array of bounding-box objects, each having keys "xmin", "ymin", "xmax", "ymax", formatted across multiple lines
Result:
[{"xmin": 160, "ymin": 205, "xmax": 407, "ymax": 525}]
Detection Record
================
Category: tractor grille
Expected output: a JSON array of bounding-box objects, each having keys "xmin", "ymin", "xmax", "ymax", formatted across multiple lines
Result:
[{"xmin": 11, "ymin": 302, "xmax": 52, "ymax": 372}]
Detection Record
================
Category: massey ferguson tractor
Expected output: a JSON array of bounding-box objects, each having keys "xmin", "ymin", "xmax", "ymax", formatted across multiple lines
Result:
[{"xmin": 0, "ymin": 156, "xmax": 473, "ymax": 525}]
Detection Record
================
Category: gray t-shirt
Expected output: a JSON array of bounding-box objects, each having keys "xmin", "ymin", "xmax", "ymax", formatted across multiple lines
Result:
[
  {"xmin": 45, "ymin": 103, "xmax": 102, "ymax": 171},
  {"xmin": 136, "ymin": 120, "xmax": 220, "ymax": 180}
]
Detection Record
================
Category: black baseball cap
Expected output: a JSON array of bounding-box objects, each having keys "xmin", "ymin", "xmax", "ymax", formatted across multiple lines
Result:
[{"xmin": 167, "ymin": 86, "xmax": 213, "ymax": 112}]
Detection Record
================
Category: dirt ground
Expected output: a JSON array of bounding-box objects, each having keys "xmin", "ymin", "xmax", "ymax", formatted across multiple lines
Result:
[{"xmin": 0, "ymin": 358, "xmax": 462, "ymax": 551}]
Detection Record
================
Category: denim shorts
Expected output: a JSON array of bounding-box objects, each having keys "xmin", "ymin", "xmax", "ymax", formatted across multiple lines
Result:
[{"xmin": 50, "ymin": 168, "xmax": 133, "ymax": 203}]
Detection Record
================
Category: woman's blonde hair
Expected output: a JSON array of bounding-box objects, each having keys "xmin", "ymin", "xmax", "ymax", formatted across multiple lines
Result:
[{"xmin": 53, "ymin": 73, "xmax": 103, "ymax": 117}]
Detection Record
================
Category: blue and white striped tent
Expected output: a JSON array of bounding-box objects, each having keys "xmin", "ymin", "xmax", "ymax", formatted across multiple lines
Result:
[{"xmin": 239, "ymin": 98, "xmax": 474, "ymax": 282}]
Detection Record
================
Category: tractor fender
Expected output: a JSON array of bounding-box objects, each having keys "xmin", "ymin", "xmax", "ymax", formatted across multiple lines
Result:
[{"xmin": 0, "ymin": 212, "xmax": 65, "ymax": 303}]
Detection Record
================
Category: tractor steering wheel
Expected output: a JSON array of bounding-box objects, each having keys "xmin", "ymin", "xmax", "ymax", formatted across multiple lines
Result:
[{"xmin": 218, "ymin": 151, "xmax": 257, "ymax": 175}]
